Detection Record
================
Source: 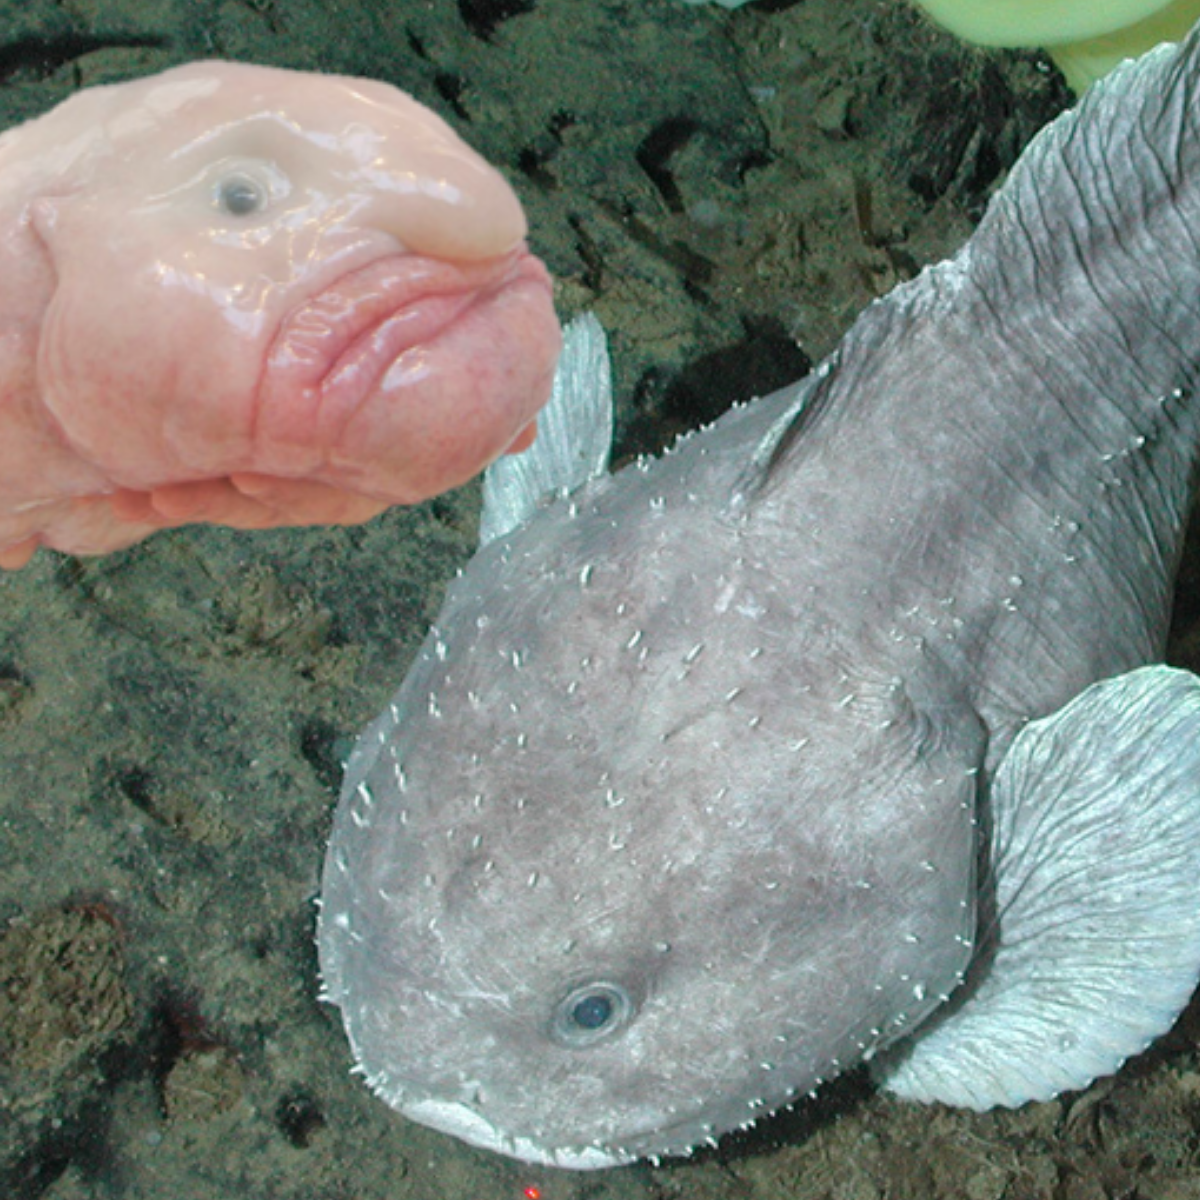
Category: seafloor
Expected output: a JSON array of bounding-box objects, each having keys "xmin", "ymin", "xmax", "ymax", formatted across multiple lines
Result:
[{"xmin": 2, "ymin": 1, "xmax": 1199, "ymax": 1197}]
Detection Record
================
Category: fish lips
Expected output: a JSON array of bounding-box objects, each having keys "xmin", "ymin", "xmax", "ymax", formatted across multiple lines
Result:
[{"xmin": 256, "ymin": 246, "xmax": 559, "ymax": 500}]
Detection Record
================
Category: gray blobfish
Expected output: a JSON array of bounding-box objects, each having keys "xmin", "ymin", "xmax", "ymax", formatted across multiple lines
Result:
[{"xmin": 318, "ymin": 26, "xmax": 1200, "ymax": 1170}]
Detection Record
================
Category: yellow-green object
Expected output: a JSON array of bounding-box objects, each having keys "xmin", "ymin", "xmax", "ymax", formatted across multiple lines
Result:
[{"xmin": 912, "ymin": 0, "xmax": 1200, "ymax": 91}]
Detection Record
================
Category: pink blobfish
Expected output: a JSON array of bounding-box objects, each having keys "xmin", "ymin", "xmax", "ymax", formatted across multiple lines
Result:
[{"xmin": 0, "ymin": 61, "xmax": 561, "ymax": 567}]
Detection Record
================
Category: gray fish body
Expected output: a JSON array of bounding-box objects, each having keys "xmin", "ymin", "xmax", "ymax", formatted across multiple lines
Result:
[{"xmin": 319, "ymin": 32, "xmax": 1200, "ymax": 1169}]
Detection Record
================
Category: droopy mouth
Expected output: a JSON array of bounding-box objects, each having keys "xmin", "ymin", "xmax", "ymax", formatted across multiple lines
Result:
[
  {"xmin": 266, "ymin": 247, "xmax": 551, "ymax": 395},
  {"xmin": 400, "ymin": 1096, "xmax": 631, "ymax": 1170}
]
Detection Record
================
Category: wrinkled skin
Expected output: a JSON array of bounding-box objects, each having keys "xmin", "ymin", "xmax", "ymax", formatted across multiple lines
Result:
[
  {"xmin": 0, "ymin": 61, "xmax": 560, "ymax": 567},
  {"xmin": 319, "ymin": 32, "xmax": 1200, "ymax": 1169}
]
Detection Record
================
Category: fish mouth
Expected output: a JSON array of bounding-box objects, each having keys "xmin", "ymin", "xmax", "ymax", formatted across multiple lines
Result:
[
  {"xmin": 400, "ymin": 1096, "xmax": 633, "ymax": 1170},
  {"xmin": 381, "ymin": 1078, "xmax": 740, "ymax": 1170},
  {"xmin": 268, "ymin": 247, "xmax": 552, "ymax": 398},
  {"xmin": 254, "ymin": 245, "xmax": 558, "ymax": 500}
]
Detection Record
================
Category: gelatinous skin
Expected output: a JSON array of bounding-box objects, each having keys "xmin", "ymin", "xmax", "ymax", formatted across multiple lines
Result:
[
  {"xmin": 0, "ymin": 61, "xmax": 560, "ymax": 566},
  {"xmin": 317, "ymin": 29, "xmax": 1200, "ymax": 1169}
]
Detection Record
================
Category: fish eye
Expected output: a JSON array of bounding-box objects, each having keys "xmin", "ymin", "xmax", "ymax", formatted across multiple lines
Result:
[
  {"xmin": 550, "ymin": 981, "xmax": 634, "ymax": 1047},
  {"xmin": 214, "ymin": 171, "xmax": 269, "ymax": 216}
]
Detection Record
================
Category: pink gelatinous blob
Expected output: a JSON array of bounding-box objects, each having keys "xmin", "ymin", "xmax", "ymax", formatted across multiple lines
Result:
[{"xmin": 0, "ymin": 60, "xmax": 561, "ymax": 565}]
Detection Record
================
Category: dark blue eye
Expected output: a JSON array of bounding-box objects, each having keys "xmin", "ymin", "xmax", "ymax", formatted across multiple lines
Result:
[
  {"xmin": 551, "ymin": 981, "xmax": 634, "ymax": 1047},
  {"xmin": 572, "ymin": 993, "xmax": 613, "ymax": 1029}
]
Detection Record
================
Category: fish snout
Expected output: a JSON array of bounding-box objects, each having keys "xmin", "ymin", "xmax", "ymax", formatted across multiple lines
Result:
[{"xmin": 343, "ymin": 117, "xmax": 528, "ymax": 262}]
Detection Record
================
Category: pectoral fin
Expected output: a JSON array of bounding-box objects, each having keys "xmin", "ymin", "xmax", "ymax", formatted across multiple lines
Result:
[
  {"xmin": 874, "ymin": 665, "xmax": 1200, "ymax": 1109},
  {"xmin": 479, "ymin": 312, "xmax": 612, "ymax": 546}
]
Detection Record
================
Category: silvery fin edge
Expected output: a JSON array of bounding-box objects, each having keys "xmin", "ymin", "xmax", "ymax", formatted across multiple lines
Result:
[
  {"xmin": 874, "ymin": 665, "xmax": 1200, "ymax": 1109},
  {"xmin": 479, "ymin": 312, "xmax": 613, "ymax": 545}
]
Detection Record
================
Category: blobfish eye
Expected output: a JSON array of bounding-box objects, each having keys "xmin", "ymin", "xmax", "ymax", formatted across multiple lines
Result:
[
  {"xmin": 550, "ymin": 981, "xmax": 634, "ymax": 1047},
  {"xmin": 573, "ymin": 993, "xmax": 613, "ymax": 1029},
  {"xmin": 215, "ymin": 173, "xmax": 268, "ymax": 216}
]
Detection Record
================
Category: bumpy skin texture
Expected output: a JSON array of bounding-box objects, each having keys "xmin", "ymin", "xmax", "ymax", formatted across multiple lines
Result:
[
  {"xmin": 0, "ymin": 61, "xmax": 560, "ymax": 567},
  {"xmin": 319, "ymin": 30, "xmax": 1200, "ymax": 1170}
]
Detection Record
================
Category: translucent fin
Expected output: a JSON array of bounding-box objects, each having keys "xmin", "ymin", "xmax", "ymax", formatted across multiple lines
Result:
[
  {"xmin": 875, "ymin": 665, "xmax": 1200, "ymax": 1109},
  {"xmin": 479, "ymin": 312, "xmax": 613, "ymax": 547}
]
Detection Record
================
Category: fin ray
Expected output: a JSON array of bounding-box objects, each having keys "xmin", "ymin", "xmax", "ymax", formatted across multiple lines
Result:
[
  {"xmin": 875, "ymin": 665, "xmax": 1200, "ymax": 1109},
  {"xmin": 479, "ymin": 312, "xmax": 612, "ymax": 546}
]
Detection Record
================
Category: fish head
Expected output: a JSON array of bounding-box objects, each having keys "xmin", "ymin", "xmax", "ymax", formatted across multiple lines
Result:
[
  {"xmin": 319, "ymin": 461, "xmax": 983, "ymax": 1167},
  {"xmin": 22, "ymin": 61, "xmax": 557, "ymax": 500}
]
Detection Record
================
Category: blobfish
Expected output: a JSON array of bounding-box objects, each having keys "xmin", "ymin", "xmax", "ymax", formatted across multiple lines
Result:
[
  {"xmin": 319, "ymin": 25, "xmax": 1200, "ymax": 1170},
  {"xmin": 0, "ymin": 61, "xmax": 559, "ymax": 568}
]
